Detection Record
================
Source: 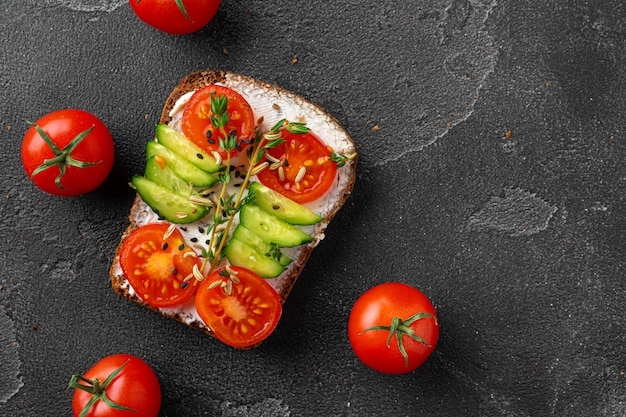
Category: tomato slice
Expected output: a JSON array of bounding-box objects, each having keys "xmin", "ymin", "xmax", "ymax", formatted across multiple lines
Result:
[
  {"xmin": 181, "ymin": 85, "xmax": 255, "ymax": 160},
  {"xmin": 195, "ymin": 266, "xmax": 282, "ymax": 348},
  {"xmin": 119, "ymin": 223, "xmax": 199, "ymax": 308},
  {"xmin": 256, "ymin": 129, "xmax": 337, "ymax": 203}
]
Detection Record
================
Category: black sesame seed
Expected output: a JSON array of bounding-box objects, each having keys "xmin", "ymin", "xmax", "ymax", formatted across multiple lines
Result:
[
  {"xmin": 284, "ymin": 159, "xmax": 290, "ymax": 167},
  {"xmin": 181, "ymin": 282, "xmax": 188, "ymax": 289},
  {"xmin": 198, "ymin": 227, "xmax": 205, "ymax": 233},
  {"xmin": 180, "ymin": 227, "xmax": 187, "ymax": 231},
  {"xmin": 162, "ymin": 242, "xmax": 169, "ymax": 250},
  {"xmin": 172, "ymin": 267, "xmax": 178, "ymax": 275},
  {"xmin": 229, "ymin": 129, "xmax": 236, "ymax": 136},
  {"xmin": 196, "ymin": 153, "xmax": 204, "ymax": 160},
  {"xmin": 191, "ymin": 237, "xmax": 198, "ymax": 243},
  {"xmin": 273, "ymin": 205, "xmax": 280, "ymax": 210},
  {"xmin": 208, "ymin": 138, "xmax": 216, "ymax": 145},
  {"xmin": 206, "ymin": 130, "xmax": 212, "ymax": 139},
  {"xmin": 205, "ymin": 239, "xmax": 211, "ymax": 245},
  {"xmin": 178, "ymin": 243, "xmax": 185, "ymax": 250}
]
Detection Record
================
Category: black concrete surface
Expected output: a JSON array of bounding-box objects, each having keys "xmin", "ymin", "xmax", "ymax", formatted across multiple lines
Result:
[{"xmin": 2, "ymin": 1, "xmax": 626, "ymax": 416}]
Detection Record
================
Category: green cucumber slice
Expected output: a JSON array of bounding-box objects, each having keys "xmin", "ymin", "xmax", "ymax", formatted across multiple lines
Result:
[
  {"xmin": 239, "ymin": 203, "xmax": 313, "ymax": 247},
  {"xmin": 146, "ymin": 141, "xmax": 217, "ymax": 188},
  {"xmin": 155, "ymin": 124, "xmax": 222, "ymax": 173},
  {"xmin": 145, "ymin": 157, "xmax": 193, "ymax": 197},
  {"xmin": 132, "ymin": 175, "xmax": 208, "ymax": 224},
  {"xmin": 232, "ymin": 224, "xmax": 292, "ymax": 266},
  {"xmin": 225, "ymin": 238, "xmax": 286, "ymax": 278},
  {"xmin": 249, "ymin": 182, "xmax": 323, "ymax": 225}
]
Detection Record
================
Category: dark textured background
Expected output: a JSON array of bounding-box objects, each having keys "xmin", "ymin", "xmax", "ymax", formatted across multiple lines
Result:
[{"xmin": 2, "ymin": 1, "xmax": 625, "ymax": 416}]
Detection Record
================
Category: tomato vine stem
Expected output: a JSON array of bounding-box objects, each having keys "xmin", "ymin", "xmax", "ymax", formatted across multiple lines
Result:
[
  {"xmin": 361, "ymin": 312, "xmax": 436, "ymax": 367},
  {"xmin": 27, "ymin": 122, "xmax": 101, "ymax": 189},
  {"xmin": 68, "ymin": 360, "xmax": 136, "ymax": 417}
]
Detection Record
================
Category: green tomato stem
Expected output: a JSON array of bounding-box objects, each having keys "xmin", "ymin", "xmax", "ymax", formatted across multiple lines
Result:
[
  {"xmin": 28, "ymin": 122, "xmax": 102, "ymax": 190},
  {"xmin": 361, "ymin": 312, "xmax": 436, "ymax": 367},
  {"xmin": 68, "ymin": 360, "xmax": 137, "ymax": 417}
]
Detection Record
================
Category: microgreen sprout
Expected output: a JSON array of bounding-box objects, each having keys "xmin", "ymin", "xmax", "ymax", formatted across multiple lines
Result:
[
  {"xmin": 330, "ymin": 151, "xmax": 357, "ymax": 168},
  {"xmin": 196, "ymin": 111, "xmax": 313, "ymax": 281}
]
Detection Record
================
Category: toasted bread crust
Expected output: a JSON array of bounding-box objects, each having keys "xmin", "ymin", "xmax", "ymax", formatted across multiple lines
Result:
[{"xmin": 109, "ymin": 70, "xmax": 357, "ymax": 346}]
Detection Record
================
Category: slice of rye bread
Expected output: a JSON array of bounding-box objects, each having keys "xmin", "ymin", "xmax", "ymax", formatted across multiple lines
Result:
[{"xmin": 109, "ymin": 69, "xmax": 358, "ymax": 342}]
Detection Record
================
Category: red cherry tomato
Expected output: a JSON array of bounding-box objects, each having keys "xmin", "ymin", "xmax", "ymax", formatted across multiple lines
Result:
[
  {"xmin": 181, "ymin": 84, "xmax": 255, "ymax": 160},
  {"xmin": 70, "ymin": 354, "xmax": 161, "ymax": 417},
  {"xmin": 195, "ymin": 266, "xmax": 282, "ymax": 348},
  {"xmin": 129, "ymin": 0, "xmax": 221, "ymax": 35},
  {"xmin": 256, "ymin": 129, "xmax": 337, "ymax": 203},
  {"xmin": 348, "ymin": 282, "xmax": 439, "ymax": 374},
  {"xmin": 21, "ymin": 109, "xmax": 115, "ymax": 197},
  {"xmin": 119, "ymin": 223, "xmax": 200, "ymax": 308}
]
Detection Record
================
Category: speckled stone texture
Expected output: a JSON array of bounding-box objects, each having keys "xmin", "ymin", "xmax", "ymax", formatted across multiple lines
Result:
[{"xmin": 1, "ymin": 1, "xmax": 625, "ymax": 416}]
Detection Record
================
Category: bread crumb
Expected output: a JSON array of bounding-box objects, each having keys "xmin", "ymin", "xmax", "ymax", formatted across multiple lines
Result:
[{"xmin": 373, "ymin": 125, "xmax": 380, "ymax": 131}]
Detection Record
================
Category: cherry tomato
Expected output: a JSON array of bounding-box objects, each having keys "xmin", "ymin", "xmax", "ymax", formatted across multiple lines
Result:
[
  {"xmin": 70, "ymin": 354, "xmax": 161, "ymax": 417},
  {"xmin": 195, "ymin": 266, "xmax": 282, "ymax": 348},
  {"xmin": 348, "ymin": 282, "xmax": 439, "ymax": 374},
  {"xmin": 256, "ymin": 129, "xmax": 337, "ymax": 203},
  {"xmin": 119, "ymin": 223, "xmax": 199, "ymax": 308},
  {"xmin": 129, "ymin": 0, "xmax": 221, "ymax": 35},
  {"xmin": 181, "ymin": 84, "xmax": 255, "ymax": 160},
  {"xmin": 21, "ymin": 109, "xmax": 115, "ymax": 197}
]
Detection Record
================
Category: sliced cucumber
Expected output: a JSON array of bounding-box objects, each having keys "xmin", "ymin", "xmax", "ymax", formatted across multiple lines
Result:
[
  {"xmin": 155, "ymin": 124, "xmax": 222, "ymax": 173},
  {"xmin": 132, "ymin": 175, "xmax": 208, "ymax": 224},
  {"xmin": 225, "ymin": 237, "xmax": 286, "ymax": 278},
  {"xmin": 249, "ymin": 182, "xmax": 323, "ymax": 225},
  {"xmin": 239, "ymin": 203, "xmax": 313, "ymax": 247},
  {"xmin": 232, "ymin": 224, "xmax": 292, "ymax": 266},
  {"xmin": 146, "ymin": 141, "xmax": 217, "ymax": 188},
  {"xmin": 145, "ymin": 157, "xmax": 193, "ymax": 197}
]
